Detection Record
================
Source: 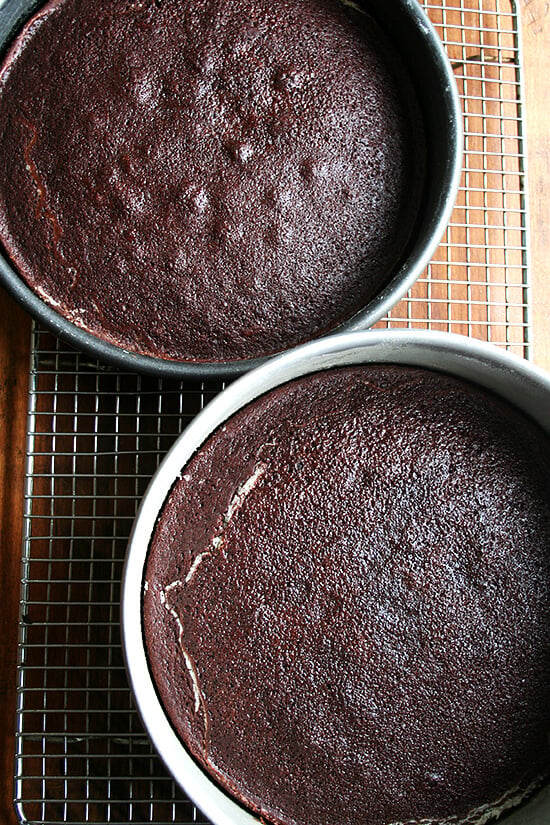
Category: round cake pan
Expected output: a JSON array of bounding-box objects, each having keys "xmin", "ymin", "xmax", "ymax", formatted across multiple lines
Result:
[
  {"xmin": 0, "ymin": 0, "xmax": 462, "ymax": 379},
  {"xmin": 122, "ymin": 329, "xmax": 550, "ymax": 825}
]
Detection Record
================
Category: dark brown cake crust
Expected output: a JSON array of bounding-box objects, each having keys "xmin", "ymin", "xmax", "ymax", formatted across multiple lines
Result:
[
  {"xmin": 0, "ymin": 0, "xmax": 424, "ymax": 363},
  {"xmin": 143, "ymin": 365, "xmax": 550, "ymax": 825}
]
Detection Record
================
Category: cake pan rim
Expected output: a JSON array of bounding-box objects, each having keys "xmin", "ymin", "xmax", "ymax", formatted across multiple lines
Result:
[{"xmin": 122, "ymin": 329, "xmax": 550, "ymax": 825}]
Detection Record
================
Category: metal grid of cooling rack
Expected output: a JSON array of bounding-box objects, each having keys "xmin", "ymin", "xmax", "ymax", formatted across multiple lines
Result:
[
  {"xmin": 14, "ymin": 1, "xmax": 530, "ymax": 823},
  {"xmin": 380, "ymin": 0, "xmax": 530, "ymax": 358}
]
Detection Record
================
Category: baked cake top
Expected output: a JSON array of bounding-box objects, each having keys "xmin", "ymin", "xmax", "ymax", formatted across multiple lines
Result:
[
  {"xmin": 0, "ymin": 0, "xmax": 424, "ymax": 362},
  {"xmin": 143, "ymin": 365, "xmax": 550, "ymax": 825}
]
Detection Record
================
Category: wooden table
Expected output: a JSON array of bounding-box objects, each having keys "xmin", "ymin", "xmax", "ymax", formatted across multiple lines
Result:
[{"xmin": 0, "ymin": 2, "xmax": 549, "ymax": 823}]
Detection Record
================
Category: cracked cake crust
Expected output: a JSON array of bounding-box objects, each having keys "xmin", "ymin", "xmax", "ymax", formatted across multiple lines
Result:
[{"xmin": 143, "ymin": 365, "xmax": 550, "ymax": 825}]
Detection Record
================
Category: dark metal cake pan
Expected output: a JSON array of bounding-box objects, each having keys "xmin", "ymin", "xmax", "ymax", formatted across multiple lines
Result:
[
  {"xmin": 122, "ymin": 329, "xmax": 550, "ymax": 825},
  {"xmin": 0, "ymin": 0, "xmax": 462, "ymax": 378}
]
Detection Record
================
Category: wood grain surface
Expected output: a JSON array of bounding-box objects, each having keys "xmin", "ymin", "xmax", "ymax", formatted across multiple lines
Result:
[
  {"xmin": 0, "ymin": 293, "xmax": 30, "ymax": 825},
  {"xmin": 0, "ymin": 3, "xmax": 549, "ymax": 824},
  {"xmin": 521, "ymin": 0, "xmax": 550, "ymax": 367}
]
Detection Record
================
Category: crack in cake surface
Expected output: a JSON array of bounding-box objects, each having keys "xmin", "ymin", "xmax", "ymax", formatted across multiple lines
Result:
[
  {"xmin": 211, "ymin": 462, "xmax": 268, "ymax": 552},
  {"xmin": 157, "ymin": 462, "xmax": 268, "ymax": 751},
  {"xmin": 161, "ymin": 579, "xmax": 205, "ymax": 718}
]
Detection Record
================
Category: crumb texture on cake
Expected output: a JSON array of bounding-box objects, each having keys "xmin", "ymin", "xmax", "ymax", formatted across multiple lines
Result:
[
  {"xmin": 143, "ymin": 365, "xmax": 550, "ymax": 825},
  {"xmin": 0, "ymin": 0, "xmax": 424, "ymax": 362}
]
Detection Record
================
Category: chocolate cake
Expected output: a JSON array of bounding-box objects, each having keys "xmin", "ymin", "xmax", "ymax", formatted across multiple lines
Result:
[
  {"xmin": 143, "ymin": 365, "xmax": 550, "ymax": 825},
  {"xmin": 0, "ymin": 0, "xmax": 425, "ymax": 363}
]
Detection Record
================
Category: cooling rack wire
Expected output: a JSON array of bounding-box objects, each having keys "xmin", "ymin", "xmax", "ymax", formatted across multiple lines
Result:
[{"xmin": 14, "ymin": 1, "xmax": 530, "ymax": 823}]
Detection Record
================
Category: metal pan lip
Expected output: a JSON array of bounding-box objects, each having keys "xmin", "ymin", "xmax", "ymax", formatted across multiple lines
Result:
[
  {"xmin": 0, "ymin": 0, "xmax": 462, "ymax": 378},
  {"xmin": 122, "ymin": 329, "xmax": 550, "ymax": 825}
]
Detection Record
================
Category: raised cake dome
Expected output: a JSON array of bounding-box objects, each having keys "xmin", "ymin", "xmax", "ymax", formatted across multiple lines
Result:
[
  {"xmin": 0, "ymin": 0, "xmax": 425, "ymax": 364},
  {"xmin": 143, "ymin": 363, "xmax": 550, "ymax": 825}
]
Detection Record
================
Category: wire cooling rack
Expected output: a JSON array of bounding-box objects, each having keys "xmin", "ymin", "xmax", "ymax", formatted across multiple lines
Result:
[{"xmin": 14, "ymin": 1, "xmax": 531, "ymax": 823}]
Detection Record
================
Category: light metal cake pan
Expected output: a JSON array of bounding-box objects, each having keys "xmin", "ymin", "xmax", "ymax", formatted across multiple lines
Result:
[
  {"xmin": 122, "ymin": 329, "xmax": 550, "ymax": 825},
  {"xmin": 0, "ymin": 0, "xmax": 462, "ymax": 378}
]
